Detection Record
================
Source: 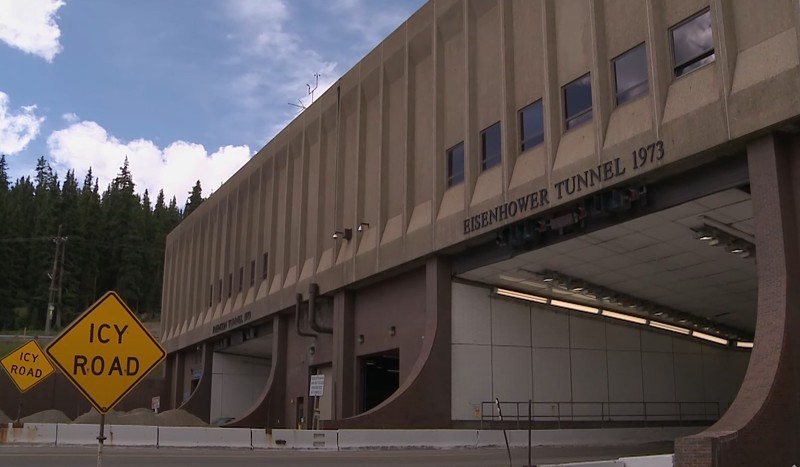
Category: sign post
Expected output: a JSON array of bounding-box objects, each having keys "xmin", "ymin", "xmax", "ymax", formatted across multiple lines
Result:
[
  {"xmin": 46, "ymin": 291, "xmax": 165, "ymax": 467},
  {"xmin": 309, "ymin": 374, "xmax": 324, "ymax": 430},
  {"xmin": 0, "ymin": 339, "xmax": 55, "ymax": 426}
]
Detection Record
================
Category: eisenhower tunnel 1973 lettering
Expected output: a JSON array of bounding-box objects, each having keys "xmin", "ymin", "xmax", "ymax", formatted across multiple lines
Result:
[{"xmin": 463, "ymin": 142, "xmax": 664, "ymax": 235}]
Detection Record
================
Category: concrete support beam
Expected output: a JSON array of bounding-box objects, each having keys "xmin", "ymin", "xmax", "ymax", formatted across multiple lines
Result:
[{"xmin": 675, "ymin": 132, "xmax": 800, "ymax": 466}]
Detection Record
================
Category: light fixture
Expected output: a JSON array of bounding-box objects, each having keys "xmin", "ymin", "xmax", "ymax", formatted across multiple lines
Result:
[
  {"xmin": 691, "ymin": 331, "xmax": 729, "ymax": 345},
  {"xmin": 650, "ymin": 321, "xmax": 690, "ymax": 335},
  {"xmin": 602, "ymin": 310, "xmax": 647, "ymax": 324},
  {"xmin": 736, "ymin": 341, "xmax": 754, "ymax": 349},
  {"xmin": 495, "ymin": 288, "xmax": 548, "ymax": 304},
  {"xmin": 357, "ymin": 222, "xmax": 370, "ymax": 232},
  {"xmin": 389, "ymin": 326, "xmax": 396, "ymax": 337},
  {"xmin": 332, "ymin": 228, "xmax": 352, "ymax": 240},
  {"xmin": 551, "ymin": 299, "xmax": 599, "ymax": 314},
  {"xmin": 358, "ymin": 334, "xmax": 364, "ymax": 344}
]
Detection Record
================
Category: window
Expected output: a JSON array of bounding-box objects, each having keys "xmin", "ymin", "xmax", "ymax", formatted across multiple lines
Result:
[
  {"xmin": 238, "ymin": 267, "xmax": 244, "ymax": 292},
  {"xmin": 218, "ymin": 279, "xmax": 222, "ymax": 303},
  {"xmin": 481, "ymin": 122, "xmax": 501, "ymax": 171},
  {"xmin": 209, "ymin": 285, "xmax": 213, "ymax": 307},
  {"xmin": 262, "ymin": 252, "xmax": 268, "ymax": 280},
  {"xmin": 564, "ymin": 73, "xmax": 592, "ymax": 130},
  {"xmin": 250, "ymin": 260, "xmax": 256, "ymax": 287},
  {"xmin": 519, "ymin": 100, "xmax": 544, "ymax": 151},
  {"xmin": 446, "ymin": 142, "xmax": 464, "ymax": 187},
  {"xmin": 670, "ymin": 9, "xmax": 714, "ymax": 77},
  {"xmin": 228, "ymin": 273, "xmax": 232, "ymax": 298},
  {"xmin": 613, "ymin": 44, "xmax": 649, "ymax": 106}
]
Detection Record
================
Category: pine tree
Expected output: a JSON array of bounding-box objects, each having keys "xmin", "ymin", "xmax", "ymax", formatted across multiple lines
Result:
[{"xmin": 184, "ymin": 180, "xmax": 204, "ymax": 217}]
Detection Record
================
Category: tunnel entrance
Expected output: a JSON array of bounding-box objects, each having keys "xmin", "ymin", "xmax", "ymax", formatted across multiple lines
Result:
[{"xmin": 360, "ymin": 349, "xmax": 400, "ymax": 413}]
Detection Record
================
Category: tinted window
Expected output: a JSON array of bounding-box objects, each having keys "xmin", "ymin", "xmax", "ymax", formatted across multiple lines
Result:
[
  {"xmin": 481, "ymin": 122, "xmax": 502, "ymax": 170},
  {"xmin": 250, "ymin": 260, "xmax": 255, "ymax": 287},
  {"xmin": 446, "ymin": 142, "xmax": 464, "ymax": 187},
  {"xmin": 519, "ymin": 100, "xmax": 544, "ymax": 151},
  {"xmin": 613, "ymin": 44, "xmax": 649, "ymax": 105},
  {"xmin": 262, "ymin": 253, "xmax": 268, "ymax": 279},
  {"xmin": 564, "ymin": 74, "xmax": 592, "ymax": 130},
  {"xmin": 218, "ymin": 279, "xmax": 222, "ymax": 302},
  {"xmin": 671, "ymin": 9, "xmax": 714, "ymax": 77}
]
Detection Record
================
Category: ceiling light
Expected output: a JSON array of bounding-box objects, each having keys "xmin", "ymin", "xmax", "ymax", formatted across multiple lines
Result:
[
  {"xmin": 650, "ymin": 321, "xmax": 690, "ymax": 335},
  {"xmin": 357, "ymin": 222, "xmax": 370, "ymax": 232},
  {"xmin": 495, "ymin": 288, "xmax": 548, "ymax": 304},
  {"xmin": 692, "ymin": 331, "xmax": 729, "ymax": 345},
  {"xmin": 551, "ymin": 299, "xmax": 599, "ymax": 314},
  {"xmin": 332, "ymin": 228, "xmax": 352, "ymax": 240},
  {"xmin": 602, "ymin": 310, "xmax": 647, "ymax": 324},
  {"xmin": 498, "ymin": 275, "xmax": 525, "ymax": 283},
  {"xmin": 736, "ymin": 341, "xmax": 754, "ymax": 349}
]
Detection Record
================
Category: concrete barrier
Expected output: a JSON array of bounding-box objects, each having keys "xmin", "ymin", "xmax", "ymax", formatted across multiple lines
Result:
[
  {"xmin": 337, "ymin": 430, "xmax": 478, "ymax": 450},
  {"xmin": 0, "ymin": 423, "xmax": 58, "ymax": 445},
  {"xmin": 56, "ymin": 423, "xmax": 99, "ymax": 446},
  {"xmin": 477, "ymin": 427, "xmax": 703, "ymax": 448},
  {"xmin": 158, "ymin": 426, "xmax": 252, "ymax": 448},
  {"xmin": 260, "ymin": 429, "xmax": 338, "ymax": 450},
  {"xmin": 107, "ymin": 425, "xmax": 158, "ymax": 447},
  {"xmin": 539, "ymin": 461, "xmax": 623, "ymax": 467},
  {"xmin": 620, "ymin": 454, "xmax": 674, "ymax": 467}
]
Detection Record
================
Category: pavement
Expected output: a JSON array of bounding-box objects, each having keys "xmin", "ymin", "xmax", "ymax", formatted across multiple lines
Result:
[{"xmin": 0, "ymin": 442, "xmax": 673, "ymax": 466}]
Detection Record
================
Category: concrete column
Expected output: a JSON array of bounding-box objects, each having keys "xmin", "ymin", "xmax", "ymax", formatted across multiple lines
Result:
[
  {"xmin": 178, "ymin": 342, "xmax": 213, "ymax": 423},
  {"xmin": 675, "ymin": 133, "xmax": 800, "ymax": 466},
  {"xmin": 168, "ymin": 352, "xmax": 185, "ymax": 411},
  {"xmin": 333, "ymin": 290, "xmax": 355, "ymax": 420}
]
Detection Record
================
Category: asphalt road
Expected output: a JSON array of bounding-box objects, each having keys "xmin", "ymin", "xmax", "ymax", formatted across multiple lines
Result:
[{"xmin": 0, "ymin": 443, "xmax": 673, "ymax": 467}]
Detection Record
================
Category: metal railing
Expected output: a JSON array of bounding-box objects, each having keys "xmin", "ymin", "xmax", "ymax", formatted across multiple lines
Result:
[{"xmin": 479, "ymin": 400, "xmax": 722, "ymax": 429}]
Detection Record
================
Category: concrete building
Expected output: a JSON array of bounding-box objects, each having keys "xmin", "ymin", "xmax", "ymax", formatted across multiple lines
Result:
[{"xmin": 159, "ymin": 1, "xmax": 800, "ymax": 465}]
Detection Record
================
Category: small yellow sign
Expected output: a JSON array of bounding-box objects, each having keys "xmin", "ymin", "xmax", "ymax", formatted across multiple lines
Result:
[
  {"xmin": 46, "ymin": 291, "xmax": 166, "ymax": 414},
  {"xmin": 0, "ymin": 340, "xmax": 55, "ymax": 393}
]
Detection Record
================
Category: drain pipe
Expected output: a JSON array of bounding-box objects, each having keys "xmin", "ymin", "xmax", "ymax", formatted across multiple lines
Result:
[
  {"xmin": 296, "ymin": 293, "xmax": 316, "ymax": 338},
  {"xmin": 308, "ymin": 283, "xmax": 333, "ymax": 334}
]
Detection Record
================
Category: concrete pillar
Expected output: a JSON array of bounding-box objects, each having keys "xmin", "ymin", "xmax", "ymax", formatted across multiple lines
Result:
[
  {"xmin": 332, "ymin": 290, "xmax": 355, "ymax": 420},
  {"xmin": 168, "ymin": 351, "xmax": 185, "ymax": 411},
  {"xmin": 675, "ymin": 133, "xmax": 800, "ymax": 466},
  {"xmin": 178, "ymin": 342, "xmax": 213, "ymax": 423}
]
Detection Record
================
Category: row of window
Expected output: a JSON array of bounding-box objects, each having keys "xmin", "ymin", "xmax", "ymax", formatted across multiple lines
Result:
[
  {"xmin": 446, "ymin": 8, "xmax": 714, "ymax": 188},
  {"xmin": 207, "ymin": 252, "xmax": 269, "ymax": 307}
]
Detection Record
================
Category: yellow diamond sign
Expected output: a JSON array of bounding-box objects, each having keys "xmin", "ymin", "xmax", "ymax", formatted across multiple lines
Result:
[
  {"xmin": 0, "ymin": 340, "xmax": 55, "ymax": 393},
  {"xmin": 46, "ymin": 291, "xmax": 165, "ymax": 413}
]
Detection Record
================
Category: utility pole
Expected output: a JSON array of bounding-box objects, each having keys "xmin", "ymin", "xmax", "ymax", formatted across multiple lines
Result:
[{"xmin": 44, "ymin": 225, "xmax": 67, "ymax": 334}]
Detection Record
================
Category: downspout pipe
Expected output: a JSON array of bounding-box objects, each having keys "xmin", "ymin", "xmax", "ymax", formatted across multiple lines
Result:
[
  {"xmin": 296, "ymin": 293, "xmax": 316, "ymax": 338},
  {"xmin": 309, "ymin": 283, "xmax": 333, "ymax": 334}
]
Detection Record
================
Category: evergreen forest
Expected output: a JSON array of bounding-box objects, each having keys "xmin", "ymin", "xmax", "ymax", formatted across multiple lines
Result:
[{"xmin": 0, "ymin": 155, "xmax": 205, "ymax": 332}]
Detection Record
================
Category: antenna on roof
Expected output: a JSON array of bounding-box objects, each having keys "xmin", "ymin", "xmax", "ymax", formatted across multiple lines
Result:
[{"xmin": 287, "ymin": 73, "xmax": 323, "ymax": 111}]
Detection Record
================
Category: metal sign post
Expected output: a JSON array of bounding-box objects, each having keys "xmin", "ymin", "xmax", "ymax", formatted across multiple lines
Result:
[
  {"xmin": 309, "ymin": 374, "xmax": 325, "ymax": 430},
  {"xmin": 97, "ymin": 413, "xmax": 106, "ymax": 467}
]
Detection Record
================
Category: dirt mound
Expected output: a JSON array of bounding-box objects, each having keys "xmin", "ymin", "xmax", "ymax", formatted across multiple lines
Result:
[
  {"xmin": 116, "ymin": 408, "xmax": 159, "ymax": 426},
  {"xmin": 21, "ymin": 409, "xmax": 71, "ymax": 424},
  {"xmin": 156, "ymin": 409, "xmax": 207, "ymax": 427},
  {"xmin": 0, "ymin": 410, "xmax": 10, "ymax": 424},
  {"xmin": 72, "ymin": 408, "xmax": 121, "ymax": 424}
]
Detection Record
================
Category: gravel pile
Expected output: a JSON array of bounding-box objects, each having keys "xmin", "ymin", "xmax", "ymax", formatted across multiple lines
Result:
[
  {"xmin": 71, "ymin": 407, "xmax": 206, "ymax": 427},
  {"xmin": 0, "ymin": 410, "xmax": 10, "ymax": 424},
  {"xmin": 156, "ymin": 409, "xmax": 207, "ymax": 427},
  {"xmin": 73, "ymin": 408, "xmax": 120, "ymax": 424},
  {"xmin": 21, "ymin": 409, "xmax": 71, "ymax": 424},
  {"xmin": 116, "ymin": 408, "xmax": 159, "ymax": 426}
]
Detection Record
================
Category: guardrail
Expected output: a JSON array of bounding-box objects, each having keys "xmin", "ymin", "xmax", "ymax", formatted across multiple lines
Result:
[{"xmin": 480, "ymin": 401, "xmax": 721, "ymax": 429}]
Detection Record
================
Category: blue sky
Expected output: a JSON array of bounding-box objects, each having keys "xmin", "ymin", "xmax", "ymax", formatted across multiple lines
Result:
[{"xmin": 0, "ymin": 0, "xmax": 425, "ymax": 202}]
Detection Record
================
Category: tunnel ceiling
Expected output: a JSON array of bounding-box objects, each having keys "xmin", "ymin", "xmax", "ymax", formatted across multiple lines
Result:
[{"xmin": 458, "ymin": 188, "xmax": 756, "ymax": 333}]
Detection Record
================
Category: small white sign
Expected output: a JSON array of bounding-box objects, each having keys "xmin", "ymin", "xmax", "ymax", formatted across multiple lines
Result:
[
  {"xmin": 309, "ymin": 374, "xmax": 325, "ymax": 397},
  {"xmin": 151, "ymin": 396, "xmax": 160, "ymax": 412}
]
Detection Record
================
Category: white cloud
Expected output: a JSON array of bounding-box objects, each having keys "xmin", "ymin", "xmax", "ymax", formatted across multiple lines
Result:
[
  {"xmin": 61, "ymin": 112, "xmax": 79, "ymax": 123},
  {"xmin": 324, "ymin": 0, "xmax": 414, "ymax": 46},
  {"xmin": 224, "ymin": 0, "xmax": 338, "ymax": 129},
  {"xmin": 46, "ymin": 120, "xmax": 252, "ymax": 204},
  {"xmin": 0, "ymin": 0, "xmax": 64, "ymax": 62},
  {"xmin": 0, "ymin": 91, "xmax": 44, "ymax": 155}
]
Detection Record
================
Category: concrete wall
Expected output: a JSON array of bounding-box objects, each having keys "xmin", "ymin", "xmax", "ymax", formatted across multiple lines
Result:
[
  {"xmin": 451, "ymin": 282, "xmax": 750, "ymax": 422},
  {"xmin": 209, "ymin": 353, "xmax": 270, "ymax": 424},
  {"xmin": 161, "ymin": 0, "xmax": 800, "ymax": 354}
]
